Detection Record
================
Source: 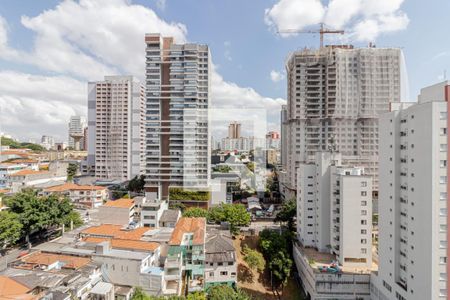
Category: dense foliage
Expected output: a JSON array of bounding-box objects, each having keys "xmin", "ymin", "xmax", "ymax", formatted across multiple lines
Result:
[
  {"xmin": 67, "ymin": 163, "xmax": 78, "ymax": 181},
  {"xmin": 4, "ymin": 189, "xmax": 83, "ymax": 246},
  {"xmin": 169, "ymin": 188, "xmax": 210, "ymax": 201},
  {"xmin": 0, "ymin": 211, "xmax": 23, "ymax": 249},
  {"xmin": 212, "ymin": 165, "xmax": 232, "ymax": 173},
  {"xmin": 243, "ymin": 245, "xmax": 265, "ymax": 272},
  {"xmin": 274, "ymin": 199, "xmax": 296, "ymax": 232},
  {"xmin": 1, "ymin": 136, "xmax": 45, "ymax": 151},
  {"xmin": 182, "ymin": 204, "xmax": 250, "ymax": 235},
  {"xmin": 131, "ymin": 287, "xmax": 205, "ymax": 300},
  {"xmin": 207, "ymin": 285, "xmax": 251, "ymax": 300},
  {"xmin": 127, "ymin": 175, "xmax": 146, "ymax": 193},
  {"xmin": 259, "ymin": 229, "xmax": 293, "ymax": 287}
]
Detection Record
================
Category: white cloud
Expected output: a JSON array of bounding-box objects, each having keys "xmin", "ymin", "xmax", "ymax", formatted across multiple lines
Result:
[
  {"xmin": 270, "ymin": 70, "xmax": 285, "ymax": 82},
  {"xmin": 265, "ymin": 0, "xmax": 409, "ymax": 42},
  {"xmin": 0, "ymin": 0, "xmax": 285, "ymax": 141},
  {"xmin": 0, "ymin": 71, "xmax": 85, "ymax": 141}
]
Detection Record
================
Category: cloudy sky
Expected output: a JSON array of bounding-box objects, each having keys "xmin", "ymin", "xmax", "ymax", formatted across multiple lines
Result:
[{"xmin": 0, "ymin": 0, "xmax": 448, "ymax": 142}]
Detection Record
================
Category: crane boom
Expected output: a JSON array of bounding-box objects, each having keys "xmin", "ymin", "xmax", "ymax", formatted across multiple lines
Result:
[{"xmin": 278, "ymin": 23, "xmax": 345, "ymax": 48}]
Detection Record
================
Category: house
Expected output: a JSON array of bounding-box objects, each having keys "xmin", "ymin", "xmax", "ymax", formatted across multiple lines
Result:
[
  {"xmin": 42, "ymin": 183, "xmax": 108, "ymax": 208},
  {"xmin": 98, "ymin": 199, "xmax": 136, "ymax": 226},
  {"xmin": 89, "ymin": 281, "xmax": 115, "ymax": 300},
  {"xmin": 204, "ymin": 229, "xmax": 237, "ymax": 290},
  {"xmin": 159, "ymin": 209, "xmax": 181, "ymax": 228},
  {"xmin": 0, "ymin": 163, "xmax": 27, "ymax": 187},
  {"xmin": 0, "ymin": 275, "xmax": 40, "ymax": 299},
  {"xmin": 164, "ymin": 217, "xmax": 206, "ymax": 295}
]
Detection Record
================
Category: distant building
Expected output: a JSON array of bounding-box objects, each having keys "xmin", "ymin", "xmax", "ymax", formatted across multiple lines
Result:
[
  {"xmin": 228, "ymin": 121, "xmax": 241, "ymax": 139},
  {"xmin": 68, "ymin": 116, "xmax": 86, "ymax": 149},
  {"xmin": 266, "ymin": 131, "xmax": 280, "ymax": 149},
  {"xmin": 87, "ymin": 76, "xmax": 145, "ymax": 181},
  {"xmin": 40, "ymin": 135, "xmax": 55, "ymax": 150}
]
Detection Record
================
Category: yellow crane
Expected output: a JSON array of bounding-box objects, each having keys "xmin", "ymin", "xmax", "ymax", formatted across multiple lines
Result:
[{"xmin": 278, "ymin": 23, "xmax": 345, "ymax": 48}]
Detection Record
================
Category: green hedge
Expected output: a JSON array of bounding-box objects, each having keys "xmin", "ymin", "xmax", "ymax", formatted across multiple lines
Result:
[{"xmin": 169, "ymin": 188, "xmax": 210, "ymax": 201}]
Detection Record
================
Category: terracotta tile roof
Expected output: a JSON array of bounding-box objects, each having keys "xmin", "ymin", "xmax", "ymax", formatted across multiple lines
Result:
[
  {"xmin": 0, "ymin": 189, "xmax": 10, "ymax": 194},
  {"xmin": 81, "ymin": 224, "xmax": 149, "ymax": 241},
  {"xmin": 8, "ymin": 159, "xmax": 38, "ymax": 164},
  {"xmin": 0, "ymin": 276, "xmax": 35, "ymax": 300},
  {"xmin": 18, "ymin": 252, "xmax": 90, "ymax": 270},
  {"xmin": 103, "ymin": 198, "xmax": 134, "ymax": 208},
  {"xmin": 44, "ymin": 183, "xmax": 106, "ymax": 192},
  {"xmin": 9, "ymin": 170, "xmax": 49, "ymax": 177},
  {"xmin": 169, "ymin": 217, "xmax": 206, "ymax": 246},
  {"xmin": 83, "ymin": 237, "xmax": 160, "ymax": 252},
  {"xmin": 0, "ymin": 150, "xmax": 29, "ymax": 156}
]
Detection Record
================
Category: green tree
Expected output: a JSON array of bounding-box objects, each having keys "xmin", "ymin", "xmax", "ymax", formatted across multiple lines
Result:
[
  {"xmin": 63, "ymin": 211, "xmax": 84, "ymax": 229},
  {"xmin": 208, "ymin": 204, "xmax": 250, "ymax": 235},
  {"xmin": 131, "ymin": 287, "xmax": 150, "ymax": 300},
  {"xmin": 186, "ymin": 292, "xmax": 206, "ymax": 300},
  {"xmin": 246, "ymin": 162, "xmax": 255, "ymax": 173},
  {"xmin": 67, "ymin": 163, "xmax": 78, "ymax": 181},
  {"xmin": 183, "ymin": 207, "xmax": 209, "ymax": 218},
  {"xmin": 207, "ymin": 285, "xmax": 251, "ymax": 300},
  {"xmin": 0, "ymin": 211, "xmax": 23, "ymax": 249},
  {"xmin": 127, "ymin": 175, "xmax": 146, "ymax": 193},
  {"xmin": 259, "ymin": 229, "xmax": 289, "ymax": 257},
  {"xmin": 212, "ymin": 165, "xmax": 232, "ymax": 173},
  {"xmin": 243, "ymin": 245, "xmax": 265, "ymax": 272},
  {"xmin": 269, "ymin": 251, "xmax": 292, "ymax": 287},
  {"xmin": 274, "ymin": 199, "xmax": 296, "ymax": 232}
]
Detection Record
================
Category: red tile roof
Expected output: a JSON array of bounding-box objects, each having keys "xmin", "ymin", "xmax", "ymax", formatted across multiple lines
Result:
[
  {"xmin": 83, "ymin": 237, "xmax": 160, "ymax": 252},
  {"xmin": 81, "ymin": 224, "xmax": 149, "ymax": 241},
  {"xmin": 9, "ymin": 170, "xmax": 49, "ymax": 177},
  {"xmin": 0, "ymin": 276, "xmax": 35, "ymax": 300},
  {"xmin": 103, "ymin": 198, "xmax": 134, "ymax": 209},
  {"xmin": 169, "ymin": 217, "xmax": 206, "ymax": 246},
  {"xmin": 18, "ymin": 252, "xmax": 90, "ymax": 270},
  {"xmin": 44, "ymin": 183, "xmax": 106, "ymax": 192}
]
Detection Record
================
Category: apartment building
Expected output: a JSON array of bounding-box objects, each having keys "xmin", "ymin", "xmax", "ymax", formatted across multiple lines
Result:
[
  {"xmin": 144, "ymin": 34, "xmax": 210, "ymax": 200},
  {"xmin": 281, "ymin": 46, "xmax": 403, "ymax": 197},
  {"xmin": 42, "ymin": 182, "xmax": 107, "ymax": 208},
  {"xmin": 371, "ymin": 81, "xmax": 450, "ymax": 300},
  {"xmin": 164, "ymin": 217, "xmax": 206, "ymax": 295},
  {"xmin": 228, "ymin": 121, "xmax": 241, "ymax": 139},
  {"xmin": 68, "ymin": 116, "xmax": 86, "ymax": 150},
  {"xmin": 296, "ymin": 152, "xmax": 372, "ymax": 268},
  {"xmin": 220, "ymin": 136, "xmax": 266, "ymax": 152},
  {"xmin": 87, "ymin": 75, "xmax": 145, "ymax": 181},
  {"xmin": 0, "ymin": 163, "xmax": 27, "ymax": 187}
]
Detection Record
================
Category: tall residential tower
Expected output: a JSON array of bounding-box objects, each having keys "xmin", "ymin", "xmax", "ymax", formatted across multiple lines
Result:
[
  {"xmin": 144, "ymin": 34, "xmax": 211, "ymax": 200},
  {"xmin": 281, "ymin": 46, "xmax": 403, "ymax": 197},
  {"xmin": 87, "ymin": 76, "xmax": 145, "ymax": 181}
]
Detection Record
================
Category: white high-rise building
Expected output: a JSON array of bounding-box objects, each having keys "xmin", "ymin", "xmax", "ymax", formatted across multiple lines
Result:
[
  {"xmin": 371, "ymin": 81, "xmax": 450, "ymax": 300},
  {"xmin": 87, "ymin": 76, "xmax": 145, "ymax": 181},
  {"xmin": 144, "ymin": 34, "xmax": 210, "ymax": 200},
  {"xmin": 296, "ymin": 152, "xmax": 372, "ymax": 267},
  {"xmin": 68, "ymin": 116, "xmax": 86, "ymax": 149},
  {"xmin": 281, "ymin": 46, "xmax": 403, "ymax": 197},
  {"xmin": 40, "ymin": 135, "xmax": 55, "ymax": 150}
]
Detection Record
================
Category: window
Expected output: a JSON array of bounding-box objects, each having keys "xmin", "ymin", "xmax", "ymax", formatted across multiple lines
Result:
[
  {"xmin": 440, "ymin": 257, "xmax": 447, "ymax": 264},
  {"xmin": 209, "ymin": 272, "xmax": 214, "ymax": 277},
  {"xmin": 441, "ymin": 192, "xmax": 447, "ymax": 201},
  {"xmin": 440, "ymin": 241, "xmax": 447, "ymax": 249},
  {"xmin": 441, "ymin": 160, "xmax": 447, "ymax": 168},
  {"xmin": 361, "ymin": 210, "xmax": 367, "ymax": 216},
  {"xmin": 361, "ymin": 191, "xmax": 367, "ymax": 196},
  {"xmin": 440, "ymin": 289, "xmax": 447, "ymax": 297},
  {"xmin": 441, "ymin": 144, "xmax": 447, "ymax": 152},
  {"xmin": 220, "ymin": 271, "xmax": 228, "ymax": 276},
  {"xmin": 441, "ymin": 128, "xmax": 447, "ymax": 136},
  {"xmin": 441, "ymin": 176, "xmax": 447, "ymax": 184},
  {"xmin": 231, "ymin": 272, "xmax": 236, "ymax": 277},
  {"xmin": 440, "ymin": 273, "xmax": 447, "ymax": 281},
  {"xmin": 361, "ymin": 220, "xmax": 367, "ymax": 225},
  {"xmin": 361, "ymin": 200, "xmax": 367, "ymax": 206},
  {"xmin": 361, "ymin": 248, "xmax": 367, "ymax": 254},
  {"xmin": 361, "ymin": 229, "xmax": 367, "ymax": 234},
  {"xmin": 361, "ymin": 239, "xmax": 367, "ymax": 244},
  {"xmin": 218, "ymin": 262, "xmax": 223, "ymax": 266},
  {"xmin": 441, "ymin": 112, "xmax": 447, "ymax": 120},
  {"xmin": 441, "ymin": 225, "xmax": 447, "ymax": 232},
  {"xmin": 361, "ymin": 181, "xmax": 367, "ymax": 187}
]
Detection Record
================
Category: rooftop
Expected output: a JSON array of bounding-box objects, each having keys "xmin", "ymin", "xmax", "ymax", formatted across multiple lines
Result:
[
  {"xmin": 9, "ymin": 170, "xmax": 49, "ymax": 177},
  {"xmin": 102, "ymin": 198, "xmax": 134, "ymax": 209},
  {"xmin": 169, "ymin": 217, "xmax": 206, "ymax": 246},
  {"xmin": 17, "ymin": 252, "xmax": 91, "ymax": 270},
  {"xmin": 159, "ymin": 209, "xmax": 180, "ymax": 223},
  {"xmin": 0, "ymin": 276, "xmax": 34, "ymax": 300},
  {"xmin": 205, "ymin": 230, "xmax": 235, "ymax": 263},
  {"xmin": 44, "ymin": 183, "xmax": 106, "ymax": 192},
  {"xmin": 81, "ymin": 224, "xmax": 150, "ymax": 240},
  {"xmin": 83, "ymin": 237, "xmax": 160, "ymax": 252}
]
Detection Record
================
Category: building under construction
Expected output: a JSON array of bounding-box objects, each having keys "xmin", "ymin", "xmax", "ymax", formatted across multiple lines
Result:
[
  {"xmin": 280, "ymin": 45, "xmax": 403, "ymax": 197},
  {"xmin": 87, "ymin": 76, "xmax": 145, "ymax": 181}
]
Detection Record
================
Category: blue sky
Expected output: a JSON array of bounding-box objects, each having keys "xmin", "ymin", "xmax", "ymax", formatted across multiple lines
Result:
[{"xmin": 0, "ymin": 0, "xmax": 449, "ymax": 141}]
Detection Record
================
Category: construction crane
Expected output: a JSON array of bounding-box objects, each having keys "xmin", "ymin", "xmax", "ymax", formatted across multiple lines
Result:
[{"xmin": 278, "ymin": 23, "xmax": 345, "ymax": 49}]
